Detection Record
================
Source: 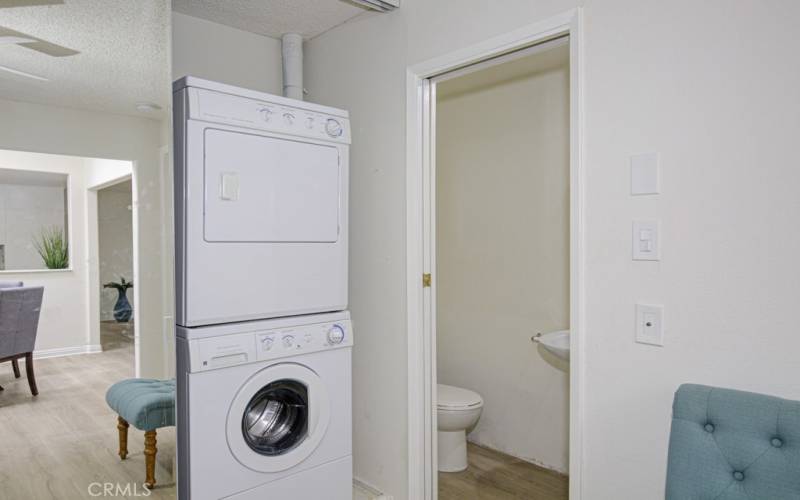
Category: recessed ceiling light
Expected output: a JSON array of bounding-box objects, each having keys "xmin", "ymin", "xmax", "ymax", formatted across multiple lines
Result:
[
  {"xmin": 0, "ymin": 35, "xmax": 36, "ymax": 45},
  {"xmin": 135, "ymin": 102, "xmax": 162, "ymax": 112},
  {"xmin": 0, "ymin": 64, "xmax": 48, "ymax": 81}
]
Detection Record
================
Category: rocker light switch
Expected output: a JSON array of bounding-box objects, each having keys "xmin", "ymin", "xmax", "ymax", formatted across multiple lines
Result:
[
  {"xmin": 633, "ymin": 220, "xmax": 660, "ymax": 261},
  {"xmin": 220, "ymin": 172, "xmax": 239, "ymax": 201},
  {"xmin": 636, "ymin": 303, "xmax": 664, "ymax": 346}
]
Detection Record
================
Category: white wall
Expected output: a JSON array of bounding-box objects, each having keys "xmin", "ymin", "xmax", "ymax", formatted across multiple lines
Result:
[
  {"xmin": 98, "ymin": 181, "xmax": 133, "ymax": 321},
  {"xmin": 304, "ymin": 1, "xmax": 800, "ymax": 498},
  {"xmin": 86, "ymin": 158, "xmax": 133, "ymax": 189},
  {"xmin": 0, "ymin": 182, "xmax": 66, "ymax": 271},
  {"xmin": 436, "ymin": 49, "xmax": 570, "ymax": 473},
  {"xmin": 0, "ymin": 149, "xmax": 91, "ymax": 354},
  {"xmin": 0, "ymin": 97, "xmax": 168, "ymax": 377},
  {"xmin": 172, "ymin": 11, "xmax": 283, "ymax": 94}
]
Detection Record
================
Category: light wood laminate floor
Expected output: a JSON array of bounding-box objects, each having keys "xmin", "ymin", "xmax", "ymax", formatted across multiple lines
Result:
[
  {"xmin": 0, "ymin": 322, "xmax": 177, "ymax": 500},
  {"xmin": 439, "ymin": 443, "xmax": 568, "ymax": 500}
]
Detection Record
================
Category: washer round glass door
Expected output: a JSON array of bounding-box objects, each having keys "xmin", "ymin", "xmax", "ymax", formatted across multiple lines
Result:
[{"xmin": 227, "ymin": 363, "xmax": 330, "ymax": 472}]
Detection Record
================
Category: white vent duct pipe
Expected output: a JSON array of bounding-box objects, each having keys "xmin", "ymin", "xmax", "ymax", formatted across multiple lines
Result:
[{"xmin": 281, "ymin": 33, "xmax": 303, "ymax": 101}]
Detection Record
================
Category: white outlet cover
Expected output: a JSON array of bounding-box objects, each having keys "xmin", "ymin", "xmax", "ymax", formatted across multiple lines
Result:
[{"xmin": 635, "ymin": 303, "xmax": 664, "ymax": 346}]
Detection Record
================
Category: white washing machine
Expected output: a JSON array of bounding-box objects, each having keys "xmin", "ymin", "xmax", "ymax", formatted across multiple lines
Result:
[
  {"xmin": 176, "ymin": 311, "xmax": 352, "ymax": 500},
  {"xmin": 173, "ymin": 77, "xmax": 350, "ymax": 327}
]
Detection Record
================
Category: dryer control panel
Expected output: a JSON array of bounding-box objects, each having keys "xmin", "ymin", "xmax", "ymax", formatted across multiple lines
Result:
[
  {"xmin": 187, "ymin": 87, "xmax": 351, "ymax": 144},
  {"xmin": 187, "ymin": 319, "xmax": 353, "ymax": 373}
]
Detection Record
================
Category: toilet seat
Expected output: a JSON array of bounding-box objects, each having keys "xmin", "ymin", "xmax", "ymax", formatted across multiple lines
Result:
[{"xmin": 437, "ymin": 384, "xmax": 483, "ymax": 410}]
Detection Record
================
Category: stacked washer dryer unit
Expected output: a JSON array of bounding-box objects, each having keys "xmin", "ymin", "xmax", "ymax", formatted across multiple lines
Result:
[{"xmin": 173, "ymin": 77, "xmax": 352, "ymax": 500}]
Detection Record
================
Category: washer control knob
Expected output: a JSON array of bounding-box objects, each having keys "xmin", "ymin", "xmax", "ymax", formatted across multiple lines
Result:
[
  {"xmin": 259, "ymin": 108, "xmax": 273, "ymax": 122},
  {"xmin": 325, "ymin": 118, "xmax": 343, "ymax": 138},
  {"xmin": 260, "ymin": 336, "xmax": 274, "ymax": 350},
  {"xmin": 282, "ymin": 335, "xmax": 295, "ymax": 348},
  {"xmin": 283, "ymin": 112, "xmax": 295, "ymax": 125},
  {"xmin": 327, "ymin": 325, "xmax": 345, "ymax": 345}
]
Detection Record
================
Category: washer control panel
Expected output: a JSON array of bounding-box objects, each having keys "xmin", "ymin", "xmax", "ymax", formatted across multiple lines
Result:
[
  {"xmin": 256, "ymin": 320, "xmax": 352, "ymax": 361},
  {"xmin": 187, "ymin": 319, "xmax": 353, "ymax": 372}
]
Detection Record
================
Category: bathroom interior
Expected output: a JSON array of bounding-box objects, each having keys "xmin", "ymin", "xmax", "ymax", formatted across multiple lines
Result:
[{"xmin": 434, "ymin": 40, "xmax": 571, "ymax": 499}]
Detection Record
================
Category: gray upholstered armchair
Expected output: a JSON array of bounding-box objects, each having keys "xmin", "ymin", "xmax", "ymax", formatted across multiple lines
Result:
[
  {"xmin": 0, "ymin": 282, "xmax": 44, "ymax": 396},
  {"xmin": 666, "ymin": 384, "xmax": 800, "ymax": 499}
]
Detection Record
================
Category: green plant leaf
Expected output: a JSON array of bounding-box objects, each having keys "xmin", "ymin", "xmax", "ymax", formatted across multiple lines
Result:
[{"xmin": 32, "ymin": 226, "xmax": 68, "ymax": 269}]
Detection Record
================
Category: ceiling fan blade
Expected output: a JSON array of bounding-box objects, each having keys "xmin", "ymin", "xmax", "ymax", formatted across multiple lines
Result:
[
  {"xmin": 0, "ymin": 25, "xmax": 78, "ymax": 57},
  {"xmin": 18, "ymin": 40, "xmax": 78, "ymax": 56},
  {"xmin": 0, "ymin": 0, "xmax": 64, "ymax": 7}
]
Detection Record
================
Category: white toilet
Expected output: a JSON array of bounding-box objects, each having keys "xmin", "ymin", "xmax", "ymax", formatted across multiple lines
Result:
[{"xmin": 437, "ymin": 384, "xmax": 484, "ymax": 472}]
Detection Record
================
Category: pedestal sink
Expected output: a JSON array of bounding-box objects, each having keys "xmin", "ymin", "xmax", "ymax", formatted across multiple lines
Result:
[{"xmin": 532, "ymin": 330, "xmax": 570, "ymax": 362}]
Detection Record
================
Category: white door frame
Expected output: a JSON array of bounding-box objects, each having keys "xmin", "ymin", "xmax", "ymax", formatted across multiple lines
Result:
[{"xmin": 405, "ymin": 8, "xmax": 585, "ymax": 499}]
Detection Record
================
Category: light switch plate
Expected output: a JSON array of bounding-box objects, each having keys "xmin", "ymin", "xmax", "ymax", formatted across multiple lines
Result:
[
  {"xmin": 631, "ymin": 152, "xmax": 660, "ymax": 195},
  {"xmin": 633, "ymin": 220, "xmax": 660, "ymax": 261},
  {"xmin": 635, "ymin": 303, "xmax": 664, "ymax": 346}
]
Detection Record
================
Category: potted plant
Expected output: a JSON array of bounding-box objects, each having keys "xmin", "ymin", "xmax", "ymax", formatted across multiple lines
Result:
[
  {"xmin": 104, "ymin": 277, "xmax": 133, "ymax": 323},
  {"xmin": 33, "ymin": 227, "xmax": 69, "ymax": 269}
]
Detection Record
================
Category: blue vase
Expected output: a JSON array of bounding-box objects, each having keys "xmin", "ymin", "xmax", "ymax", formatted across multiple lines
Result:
[{"xmin": 114, "ymin": 289, "xmax": 132, "ymax": 323}]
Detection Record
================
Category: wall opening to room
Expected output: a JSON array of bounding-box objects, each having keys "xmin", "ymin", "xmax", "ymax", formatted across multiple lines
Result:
[
  {"xmin": 0, "ymin": 149, "xmax": 140, "ymax": 368},
  {"xmin": 96, "ymin": 177, "xmax": 136, "ymax": 371}
]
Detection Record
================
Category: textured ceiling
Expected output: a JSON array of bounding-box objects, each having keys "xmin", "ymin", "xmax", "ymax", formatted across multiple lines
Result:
[
  {"xmin": 171, "ymin": 0, "xmax": 372, "ymax": 40},
  {"xmin": 0, "ymin": 0, "xmax": 170, "ymax": 119}
]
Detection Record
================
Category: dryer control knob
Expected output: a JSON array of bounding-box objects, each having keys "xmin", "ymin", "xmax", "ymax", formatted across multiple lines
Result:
[
  {"xmin": 327, "ymin": 325, "xmax": 345, "ymax": 345},
  {"xmin": 260, "ymin": 337, "xmax": 274, "ymax": 350},
  {"xmin": 325, "ymin": 118, "xmax": 343, "ymax": 138},
  {"xmin": 259, "ymin": 108, "xmax": 273, "ymax": 122},
  {"xmin": 282, "ymin": 335, "xmax": 295, "ymax": 348}
]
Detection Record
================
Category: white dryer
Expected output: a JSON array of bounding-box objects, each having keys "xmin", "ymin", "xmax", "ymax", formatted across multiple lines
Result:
[
  {"xmin": 176, "ymin": 311, "xmax": 353, "ymax": 500},
  {"xmin": 173, "ymin": 77, "xmax": 350, "ymax": 327}
]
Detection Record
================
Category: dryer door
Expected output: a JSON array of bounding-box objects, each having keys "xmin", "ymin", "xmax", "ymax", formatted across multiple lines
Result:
[
  {"xmin": 177, "ymin": 120, "xmax": 349, "ymax": 327},
  {"xmin": 227, "ymin": 363, "xmax": 330, "ymax": 472},
  {"xmin": 204, "ymin": 129, "xmax": 340, "ymax": 243}
]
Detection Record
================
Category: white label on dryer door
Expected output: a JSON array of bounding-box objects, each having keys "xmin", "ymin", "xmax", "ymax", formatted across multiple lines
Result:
[
  {"xmin": 220, "ymin": 172, "xmax": 240, "ymax": 201},
  {"xmin": 203, "ymin": 128, "xmax": 340, "ymax": 242}
]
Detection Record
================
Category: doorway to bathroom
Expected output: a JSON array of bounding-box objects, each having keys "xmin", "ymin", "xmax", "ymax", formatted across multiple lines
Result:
[
  {"xmin": 406, "ymin": 10, "xmax": 584, "ymax": 500},
  {"xmin": 433, "ymin": 37, "xmax": 570, "ymax": 499}
]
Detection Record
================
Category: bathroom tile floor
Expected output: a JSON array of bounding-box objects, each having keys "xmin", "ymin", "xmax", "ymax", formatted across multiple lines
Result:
[{"xmin": 439, "ymin": 443, "xmax": 568, "ymax": 500}]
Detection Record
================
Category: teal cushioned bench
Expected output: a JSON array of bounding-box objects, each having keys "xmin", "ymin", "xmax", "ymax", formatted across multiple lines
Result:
[
  {"xmin": 105, "ymin": 378, "xmax": 175, "ymax": 488},
  {"xmin": 666, "ymin": 384, "xmax": 800, "ymax": 500},
  {"xmin": 106, "ymin": 378, "xmax": 175, "ymax": 431}
]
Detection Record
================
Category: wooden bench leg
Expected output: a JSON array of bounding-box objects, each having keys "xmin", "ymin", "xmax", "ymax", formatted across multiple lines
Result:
[
  {"xmin": 144, "ymin": 430, "xmax": 157, "ymax": 489},
  {"xmin": 117, "ymin": 417, "xmax": 129, "ymax": 459},
  {"xmin": 24, "ymin": 353, "xmax": 38, "ymax": 396},
  {"xmin": 12, "ymin": 359, "xmax": 20, "ymax": 378}
]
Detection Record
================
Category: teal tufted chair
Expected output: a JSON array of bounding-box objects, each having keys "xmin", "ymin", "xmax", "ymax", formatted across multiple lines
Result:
[{"xmin": 666, "ymin": 384, "xmax": 800, "ymax": 499}]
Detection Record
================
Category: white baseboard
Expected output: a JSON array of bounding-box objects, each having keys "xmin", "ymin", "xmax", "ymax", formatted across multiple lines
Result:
[
  {"xmin": 33, "ymin": 344, "xmax": 103, "ymax": 359},
  {"xmin": 354, "ymin": 478, "xmax": 391, "ymax": 500}
]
